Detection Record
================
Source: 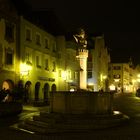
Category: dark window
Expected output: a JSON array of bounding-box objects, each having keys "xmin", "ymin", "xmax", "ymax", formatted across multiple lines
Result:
[
  {"xmin": 36, "ymin": 34, "xmax": 41, "ymax": 45},
  {"xmin": 52, "ymin": 61, "xmax": 56, "ymax": 71},
  {"xmin": 26, "ymin": 29, "xmax": 31, "ymax": 41},
  {"xmin": 113, "ymin": 66, "xmax": 121, "ymax": 70},
  {"xmin": 88, "ymin": 54, "xmax": 92, "ymax": 61},
  {"xmin": 45, "ymin": 59, "xmax": 49, "ymax": 70},
  {"xmin": 88, "ymin": 71, "xmax": 92, "ymax": 78},
  {"xmin": 87, "ymin": 62, "xmax": 92, "ymax": 69},
  {"xmin": 36, "ymin": 56, "xmax": 41, "ymax": 68},
  {"xmin": 52, "ymin": 43, "xmax": 56, "ymax": 52},
  {"xmin": 124, "ymin": 67, "xmax": 129, "ymax": 72},
  {"xmin": 5, "ymin": 23, "xmax": 14, "ymax": 42},
  {"xmin": 45, "ymin": 39, "xmax": 49, "ymax": 49},
  {"xmin": 6, "ymin": 52, "xmax": 13, "ymax": 65}
]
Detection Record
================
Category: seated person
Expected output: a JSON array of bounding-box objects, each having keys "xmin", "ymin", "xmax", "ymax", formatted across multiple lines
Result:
[{"xmin": 0, "ymin": 89, "xmax": 13, "ymax": 102}]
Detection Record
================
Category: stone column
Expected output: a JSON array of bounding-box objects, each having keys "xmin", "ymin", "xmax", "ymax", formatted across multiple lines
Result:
[
  {"xmin": 76, "ymin": 49, "xmax": 88, "ymax": 89},
  {"xmin": 73, "ymin": 28, "xmax": 88, "ymax": 90}
]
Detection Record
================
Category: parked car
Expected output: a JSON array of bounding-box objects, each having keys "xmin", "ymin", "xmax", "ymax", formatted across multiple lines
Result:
[{"xmin": 136, "ymin": 88, "xmax": 140, "ymax": 97}]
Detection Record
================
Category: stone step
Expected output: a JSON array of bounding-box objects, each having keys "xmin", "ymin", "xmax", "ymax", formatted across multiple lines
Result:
[
  {"xmin": 24, "ymin": 119, "xmax": 52, "ymax": 128},
  {"xmin": 16, "ymin": 112, "xmax": 129, "ymax": 134},
  {"xmin": 18, "ymin": 122, "xmax": 56, "ymax": 134},
  {"xmin": 33, "ymin": 115, "xmax": 56, "ymax": 124},
  {"xmin": 39, "ymin": 112, "xmax": 64, "ymax": 121}
]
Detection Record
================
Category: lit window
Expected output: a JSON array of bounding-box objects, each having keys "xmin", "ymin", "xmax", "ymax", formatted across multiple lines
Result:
[
  {"xmin": 113, "ymin": 74, "xmax": 120, "ymax": 79},
  {"xmin": 58, "ymin": 70, "xmax": 61, "ymax": 77},
  {"xmin": 74, "ymin": 72, "xmax": 78, "ymax": 80},
  {"xmin": 68, "ymin": 70, "xmax": 71, "ymax": 79}
]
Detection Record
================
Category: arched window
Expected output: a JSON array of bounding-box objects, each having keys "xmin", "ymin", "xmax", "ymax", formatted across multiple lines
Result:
[
  {"xmin": 51, "ymin": 84, "xmax": 56, "ymax": 92},
  {"xmin": 44, "ymin": 83, "xmax": 49, "ymax": 102},
  {"xmin": 35, "ymin": 82, "xmax": 40, "ymax": 101}
]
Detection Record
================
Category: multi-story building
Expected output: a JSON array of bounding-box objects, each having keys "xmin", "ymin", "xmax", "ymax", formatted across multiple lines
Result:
[
  {"xmin": 19, "ymin": 16, "xmax": 58, "ymax": 102},
  {"xmin": 87, "ymin": 35, "xmax": 110, "ymax": 91},
  {"xmin": 0, "ymin": 0, "xmax": 20, "ymax": 91},
  {"xmin": 65, "ymin": 40, "xmax": 80, "ymax": 91},
  {"xmin": 2, "ymin": 0, "xmax": 139, "ymax": 105},
  {"xmin": 0, "ymin": 0, "xmax": 81, "ymax": 103},
  {"xmin": 55, "ymin": 36, "xmax": 79, "ymax": 91},
  {"xmin": 133, "ymin": 64, "xmax": 140, "ymax": 91},
  {"xmin": 108, "ymin": 62, "xmax": 135, "ymax": 93}
]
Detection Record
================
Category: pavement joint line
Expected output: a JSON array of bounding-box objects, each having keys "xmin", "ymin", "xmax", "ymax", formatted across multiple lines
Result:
[
  {"xmin": 10, "ymin": 123, "xmax": 35, "ymax": 134},
  {"xmin": 17, "ymin": 128, "xmax": 35, "ymax": 134}
]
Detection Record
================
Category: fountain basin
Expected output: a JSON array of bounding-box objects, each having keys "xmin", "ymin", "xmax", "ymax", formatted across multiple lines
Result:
[{"xmin": 50, "ymin": 91, "xmax": 114, "ymax": 115}]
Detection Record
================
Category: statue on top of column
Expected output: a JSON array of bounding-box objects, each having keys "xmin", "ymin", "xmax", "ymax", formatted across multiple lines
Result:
[{"xmin": 73, "ymin": 28, "xmax": 87, "ymax": 49}]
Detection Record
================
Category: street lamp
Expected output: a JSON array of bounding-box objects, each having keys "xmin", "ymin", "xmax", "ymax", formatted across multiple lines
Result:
[{"xmin": 20, "ymin": 63, "xmax": 32, "ymax": 76}]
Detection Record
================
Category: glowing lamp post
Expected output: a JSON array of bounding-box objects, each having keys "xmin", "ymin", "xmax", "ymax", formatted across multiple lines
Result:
[{"xmin": 20, "ymin": 63, "xmax": 32, "ymax": 77}]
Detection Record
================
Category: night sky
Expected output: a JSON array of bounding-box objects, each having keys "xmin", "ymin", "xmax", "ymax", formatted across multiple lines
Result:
[{"xmin": 18, "ymin": 0, "xmax": 140, "ymax": 66}]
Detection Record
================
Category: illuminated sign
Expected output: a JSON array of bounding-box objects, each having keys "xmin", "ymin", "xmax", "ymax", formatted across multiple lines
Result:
[{"xmin": 38, "ymin": 76, "xmax": 55, "ymax": 82}]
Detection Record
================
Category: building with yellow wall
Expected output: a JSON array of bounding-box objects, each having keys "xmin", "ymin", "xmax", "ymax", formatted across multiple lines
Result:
[
  {"xmin": 108, "ymin": 62, "xmax": 135, "ymax": 93},
  {"xmin": 0, "ymin": 0, "xmax": 20, "ymax": 91},
  {"xmin": 19, "ymin": 16, "xmax": 58, "ymax": 102},
  {"xmin": 19, "ymin": 16, "xmax": 80, "ymax": 103}
]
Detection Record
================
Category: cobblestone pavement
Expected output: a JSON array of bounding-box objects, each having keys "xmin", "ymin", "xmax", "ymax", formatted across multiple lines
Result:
[{"xmin": 1, "ymin": 93, "xmax": 140, "ymax": 140}]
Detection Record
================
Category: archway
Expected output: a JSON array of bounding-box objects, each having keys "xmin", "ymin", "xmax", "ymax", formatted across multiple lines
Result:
[
  {"xmin": 2, "ymin": 79, "xmax": 14, "ymax": 91},
  {"xmin": 35, "ymin": 82, "xmax": 40, "ymax": 101},
  {"xmin": 51, "ymin": 84, "xmax": 56, "ymax": 92},
  {"xmin": 44, "ymin": 83, "xmax": 49, "ymax": 103},
  {"xmin": 14, "ymin": 80, "xmax": 24, "ymax": 101},
  {"xmin": 1, "ymin": 79, "xmax": 14, "ymax": 102},
  {"xmin": 24, "ymin": 81, "xmax": 31, "ymax": 103}
]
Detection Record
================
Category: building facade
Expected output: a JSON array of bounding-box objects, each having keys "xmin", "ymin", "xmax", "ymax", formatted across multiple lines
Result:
[
  {"xmin": 1, "ymin": 0, "xmax": 139, "ymax": 105},
  {"xmin": 56, "ymin": 36, "xmax": 79, "ymax": 91},
  {"xmin": 19, "ymin": 16, "xmax": 82, "ymax": 102},
  {"xmin": 19, "ymin": 16, "xmax": 58, "ymax": 102},
  {"xmin": 0, "ymin": 0, "xmax": 20, "ymax": 91},
  {"xmin": 108, "ymin": 63, "xmax": 135, "ymax": 93},
  {"xmin": 87, "ymin": 35, "xmax": 110, "ymax": 91},
  {"xmin": 65, "ymin": 41, "xmax": 80, "ymax": 91}
]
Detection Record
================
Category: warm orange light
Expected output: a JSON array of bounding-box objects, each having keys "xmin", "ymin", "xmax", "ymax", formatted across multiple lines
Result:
[
  {"xmin": 109, "ymin": 84, "xmax": 115, "ymax": 90},
  {"xmin": 62, "ymin": 71, "xmax": 67, "ymax": 80}
]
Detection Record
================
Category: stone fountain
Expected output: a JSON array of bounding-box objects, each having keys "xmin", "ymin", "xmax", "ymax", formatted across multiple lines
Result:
[{"xmin": 14, "ymin": 29, "xmax": 129, "ymax": 134}]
